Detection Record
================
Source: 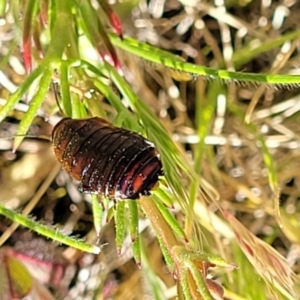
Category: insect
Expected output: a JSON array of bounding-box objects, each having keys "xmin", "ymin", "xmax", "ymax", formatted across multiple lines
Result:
[{"xmin": 51, "ymin": 117, "xmax": 163, "ymax": 200}]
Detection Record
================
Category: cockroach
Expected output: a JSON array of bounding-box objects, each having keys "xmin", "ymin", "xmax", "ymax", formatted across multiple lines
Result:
[{"xmin": 51, "ymin": 117, "xmax": 163, "ymax": 200}]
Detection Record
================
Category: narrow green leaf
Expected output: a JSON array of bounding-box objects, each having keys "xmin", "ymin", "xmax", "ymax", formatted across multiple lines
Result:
[
  {"xmin": 114, "ymin": 201, "xmax": 125, "ymax": 254},
  {"xmin": 156, "ymin": 235, "xmax": 174, "ymax": 270},
  {"xmin": 132, "ymin": 237, "xmax": 141, "ymax": 267},
  {"xmin": 189, "ymin": 252, "xmax": 236, "ymax": 269},
  {"xmin": 140, "ymin": 240, "xmax": 166, "ymax": 300},
  {"xmin": 0, "ymin": 0, "xmax": 7, "ymax": 16},
  {"xmin": 60, "ymin": 62, "xmax": 72, "ymax": 117},
  {"xmin": 179, "ymin": 268, "xmax": 193, "ymax": 300},
  {"xmin": 233, "ymin": 30, "xmax": 300, "ymax": 69},
  {"xmin": 48, "ymin": 0, "xmax": 57, "ymax": 32},
  {"xmin": 109, "ymin": 33, "xmax": 300, "ymax": 87},
  {"xmin": 280, "ymin": 209, "xmax": 300, "ymax": 244},
  {"xmin": 76, "ymin": 0, "xmax": 120, "ymax": 69},
  {"xmin": 0, "ymin": 64, "xmax": 44, "ymax": 122},
  {"xmin": 258, "ymin": 135, "xmax": 278, "ymax": 191},
  {"xmin": 14, "ymin": 68, "xmax": 52, "ymax": 150},
  {"xmin": 0, "ymin": 204, "xmax": 100, "ymax": 254},
  {"xmin": 77, "ymin": 59, "xmax": 105, "ymax": 77},
  {"xmin": 42, "ymin": 0, "xmax": 73, "ymax": 63},
  {"xmin": 153, "ymin": 194, "xmax": 187, "ymax": 242},
  {"xmin": 71, "ymin": 93, "xmax": 86, "ymax": 118},
  {"xmin": 258, "ymin": 135, "xmax": 281, "ymax": 224},
  {"xmin": 106, "ymin": 206, "xmax": 114, "ymax": 223},
  {"xmin": 153, "ymin": 185, "xmax": 174, "ymax": 208},
  {"xmin": 126, "ymin": 201, "xmax": 141, "ymax": 264},
  {"xmin": 188, "ymin": 81, "xmax": 221, "ymax": 217},
  {"xmin": 184, "ymin": 260, "xmax": 213, "ymax": 300},
  {"xmin": 0, "ymin": 40, "xmax": 17, "ymax": 70},
  {"xmin": 91, "ymin": 195, "xmax": 103, "ymax": 237},
  {"xmin": 127, "ymin": 200, "xmax": 139, "ymax": 242}
]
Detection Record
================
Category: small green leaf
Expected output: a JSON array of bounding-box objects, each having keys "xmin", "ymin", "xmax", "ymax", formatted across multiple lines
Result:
[
  {"xmin": 127, "ymin": 201, "xmax": 141, "ymax": 264},
  {"xmin": 153, "ymin": 185, "xmax": 174, "ymax": 208},
  {"xmin": 127, "ymin": 200, "xmax": 139, "ymax": 242},
  {"xmin": 114, "ymin": 201, "xmax": 125, "ymax": 254},
  {"xmin": 132, "ymin": 237, "xmax": 141, "ymax": 267},
  {"xmin": 106, "ymin": 206, "xmax": 114, "ymax": 223},
  {"xmin": 91, "ymin": 195, "xmax": 104, "ymax": 237}
]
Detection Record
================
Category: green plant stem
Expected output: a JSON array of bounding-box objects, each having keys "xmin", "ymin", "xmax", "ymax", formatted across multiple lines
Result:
[
  {"xmin": 139, "ymin": 196, "xmax": 180, "ymax": 255},
  {"xmin": 0, "ymin": 204, "xmax": 100, "ymax": 254}
]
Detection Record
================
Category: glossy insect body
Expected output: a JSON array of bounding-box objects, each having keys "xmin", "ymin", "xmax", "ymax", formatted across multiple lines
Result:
[{"xmin": 51, "ymin": 117, "xmax": 163, "ymax": 200}]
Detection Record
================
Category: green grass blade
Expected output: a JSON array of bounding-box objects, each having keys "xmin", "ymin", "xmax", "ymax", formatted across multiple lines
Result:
[
  {"xmin": 71, "ymin": 93, "xmax": 86, "ymax": 118},
  {"xmin": 156, "ymin": 234, "xmax": 174, "ymax": 270},
  {"xmin": 153, "ymin": 194, "xmax": 187, "ymax": 242},
  {"xmin": 258, "ymin": 134, "xmax": 278, "ymax": 191},
  {"xmin": 0, "ymin": 204, "xmax": 100, "ymax": 254},
  {"xmin": 127, "ymin": 200, "xmax": 139, "ymax": 242},
  {"xmin": 91, "ymin": 195, "xmax": 103, "ymax": 237},
  {"xmin": 44, "ymin": 0, "xmax": 73, "ymax": 61},
  {"xmin": 233, "ymin": 29, "xmax": 300, "ymax": 68},
  {"xmin": 131, "ymin": 236, "xmax": 141, "ymax": 267},
  {"xmin": 184, "ymin": 260, "xmax": 213, "ymax": 300},
  {"xmin": 0, "ymin": 64, "xmax": 44, "ymax": 122},
  {"xmin": 127, "ymin": 201, "xmax": 141, "ymax": 264},
  {"xmin": 0, "ymin": 39, "xmax": 18, "ymax": 70},
  {"xmin": 109, "ymin": 34, "xmax": 300, "ymax": 87},
  {"xmin": 76, "ymin": 0, "xmax": 119, "ymax": 69},
  {"xmin": 179, "ymin": 268, "xmax": 193, "ymax": 300},
  {"xmin": 140, "ymin": 240, "xmax": 166, "ymax": 300},
  {"xmin": 14, "ymin": 68, "xmax": 52, "ymax": 150},
  {"xmin": 60, "ymin": 62, "xmax": 72, "ymax": 117},
  {"xmin": 114, "ymin": 201, "xmax": 125, "ymax": 254},
  {"xmin": 258, "ymin": 134, "xmax": 281, "ymax": 223},
  {"xmin": 153, "ymin": 185, "xmax": 174, "ymax": 208},
  {"xmin": 0, "ymin": 0, "xmax": 7, "ymax": 16}
]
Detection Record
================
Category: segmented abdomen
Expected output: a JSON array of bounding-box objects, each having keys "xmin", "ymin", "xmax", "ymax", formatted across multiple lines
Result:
[{"xmin": 51, "ymin": 117, "xmax": 163, "ymax": 199}]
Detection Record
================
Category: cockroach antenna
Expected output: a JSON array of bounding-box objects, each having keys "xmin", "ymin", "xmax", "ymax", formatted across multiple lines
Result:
[{"xmin": 51, "ymin": 81, "xmax": 66, "ymax": 117}]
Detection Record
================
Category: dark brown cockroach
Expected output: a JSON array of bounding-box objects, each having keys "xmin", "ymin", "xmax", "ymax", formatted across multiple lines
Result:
[{"xmin": 51, "ymin": 117, "xmax": 163, "ymax": 200}]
